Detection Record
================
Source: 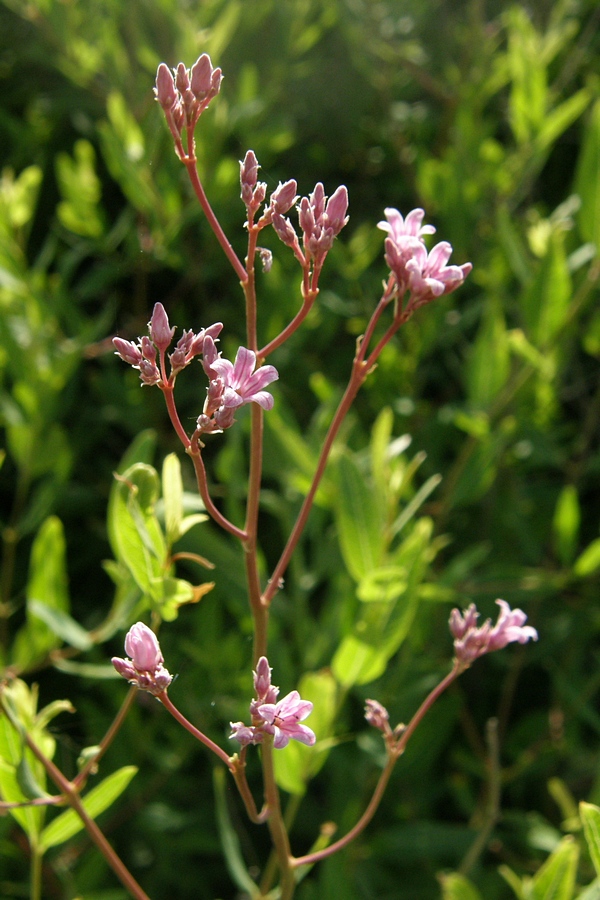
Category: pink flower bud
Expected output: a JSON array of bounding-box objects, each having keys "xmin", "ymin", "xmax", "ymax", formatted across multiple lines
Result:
[
  {"xmin": 149, "ymin": 302, "xmax": 175, "ymax": 352},
  {"xmin": 125, "ymin": 622, "xmax": 163, "ymax": 671},
  {"xmin": 325, "ymin": 185, "xmax": 349, "ymax": 235},
  {"xmin": 155, "ymin": 64, "xmax": 178, "ymax": 109},
  {"xmin": 113, "ymin": 337, "xmax": 142, "ymax": 366},
  {"xmin": 364, "ymin": 699, "xmax": 390, "ymax": 733},
  {"xmin": 270, "ymin": 179, "xmax": 298, "ymax": 215},
  {"xmin": 175, "ymin": 62, "xmax": 190, "ymax": 94},
  {"xmin": 189, "ymin": 54, "xmax": 222, "ymax": 104},
  {"xmin": 272, "ymin": 211, "xmax": 298, "ymax": 248},
  {"xmin": 112, "ymin": 622, "xmax": 173, "ymax": 695}
]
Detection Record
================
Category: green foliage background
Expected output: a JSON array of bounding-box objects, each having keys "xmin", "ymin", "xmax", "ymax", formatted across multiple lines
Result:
[{"xmin": 1, "ymin": 0, "xmax": 600, "ymax": 897}]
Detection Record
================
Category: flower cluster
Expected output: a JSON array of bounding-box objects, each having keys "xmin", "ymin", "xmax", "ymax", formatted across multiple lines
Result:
[
  {"xmin": 378, "ymin": 207, "xmax": 472, "ymax": 307},
  {"xmin": 239, "ymin": 150, "xmax": 348, "ymax": 273},
  {"xmin": 112, "ymin": 622, "xmax": 173, "ymax": 695},
  {"xmin": 230, "ymin": 657, "xmax": 316, "ymax": 750},
  {"xmin": 113, "ymin": 302, "xmax": 223, "ymax": 386},
  {"xmin": 450, "ymin": 599, "xmax": 538, "ymax": 667},
  {"xmin": 113, "ymin": 303, "xmax": 279, "ymax": 434},
  {"xmin": 155, "ymin": 54, "xmax": 222, "ymax": 154}
]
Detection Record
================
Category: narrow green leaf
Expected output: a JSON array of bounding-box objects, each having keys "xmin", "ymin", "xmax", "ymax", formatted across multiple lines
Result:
[
  {"xmin": 499, "ymin": 864, "xmax": 527, "ymax": 899},
  {"xmin": 537, "ymin": 88, "xmax": 591, "ymax": 153},
  {"xmin": 213, "ymin": 767, "xmax": 257, "ymax": 894},
  {"xmin": 162, "ymin": 453, "xmax": 184, "ymax": 546},
  {"xmin": 439, "ymin": 872, "xmax": 483, "ymax": 900},
  {"xmin": 11, "ymin": 516, "xmax": 70, "ymax": 669},
  {"xmin": 530, "ymin": 835, "xmax": 578, "ymax": 900},
  {"xmin": 574, "ymin": 538, "xmax": 600, "ymax": 577},
  {"xmin": 39, "ymin": 766, "xmax": 137, "ymax": 852},
  {"xmin": 467, "ymin": 302, "xmax": 510, "ymax": 408},
  {"xmin": 333, "ymin": 453, "xmax": 385, "ymax": 582},
  {"xmin": 28, "ymin": 600, "xmax": 92, "ymax": 651},
  {"xmin": 553, "ymin": 486, "xmax": 581, "ymax": 567},
  {"xmin": 575, "ymin": 99, "xmax": 600, "ymax": 249},
  {"xmin": 581, "ymin": 802, "xmax": 600, "ymax": 877}
]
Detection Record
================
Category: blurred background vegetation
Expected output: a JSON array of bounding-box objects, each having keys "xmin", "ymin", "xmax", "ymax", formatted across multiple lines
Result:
[{"xmin": 1, "ymin": 0, "xmax": 600, "ymax": 897}]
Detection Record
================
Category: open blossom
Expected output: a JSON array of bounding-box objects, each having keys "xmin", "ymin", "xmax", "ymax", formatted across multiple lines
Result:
[
  {"xmin": 211, "ymin": 347, "xmax": 279, "ymax": 410},
  {"xmin": 450, "ymin": 600, "xmax": 538, "ymax": 667},
  {"xmin": 378, "ymin": 207, "xmax": 471, "ymax": 304},
  {"xmin": 112, "ymin": 622, "xmax": 173, "ymax": 695},
  {"xmin": 229, "ymin": 657, "xmax": 315, "ymax": 749},
  {"xmin": 258, "ymin": 691, "xmax": 316, "ymax": 749}
]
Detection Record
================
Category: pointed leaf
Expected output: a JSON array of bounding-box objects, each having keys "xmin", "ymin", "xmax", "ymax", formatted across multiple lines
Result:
[
  {"xmin": 333, "ymin": 453, "xmax": 385, "ymax": 582},
  {"xmin": 581, "ymin": 802, "xmax": 600, "ymax": 877},
  {"xmin": 39, "ymin": 766, "xmax": 138, "ymax": 852},
  {"xmin": 530, "ymin": 835, "xmax": 578, "ymax": 900}
]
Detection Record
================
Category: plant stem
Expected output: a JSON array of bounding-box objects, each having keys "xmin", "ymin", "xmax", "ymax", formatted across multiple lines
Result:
[
  {"xmin": 291, "ymin": 662, "xmax": 462, "ymax": 868},
  {"xmin": 260, "ymin": 737, "xmax": 295, "ymax": 899},
  {"xmin": 72, "ymin": 687, "xmax": 137, "ymax": 791},
  {"xmin": 30, "ymin": 844, "xmax": 42, "ymax": 900},
  {"xmin": 184, "ymin": 157, "xmax": 248, "ymax": 283},
  {"xmin": 292, "ymin": 754, "xmax": 397, "ymax": 869},
  {"xmin": 187, "ymin": 443, "xmax": 247, "ymax": 540},
  {"xmin": 261, "ymin": 359, "xmax": 367, "ymax": 607},
  {"xmin": 22, "ymin": 732, "xmax": 151, "ymax": 900},
  {"xmin": 158, "ymin": 691, "xmax": 234, "ymax": 769}
]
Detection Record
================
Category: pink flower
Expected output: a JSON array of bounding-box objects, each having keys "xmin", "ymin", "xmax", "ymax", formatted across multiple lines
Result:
[
  {"xmin": 257, "ymin": 690, "xmax": 316, "ymax": 749},
  {"xmin": 405, "ymin": 241, "xmax": 473, "ymax": 305},
  {"xmin": 211, "ymin": 347, "xmax": 279, "ymax": 411},
  {"xmin": 378, "ymin": 207, "xmax": 436, "ymax": 244},
  {"xmin": 450, "ymin": 600, "xmax": 538, "ymax": 667},
  {"xmin": 112, "ymin": 622, "xmax": 172, "ymax": 695},
  {"xmin": 229, "ymin": 658, "xmax": 315, "ymax": 750},
  {"xmin": 378, "ymin": 207, "xmax": 472, "ymax": 304}
]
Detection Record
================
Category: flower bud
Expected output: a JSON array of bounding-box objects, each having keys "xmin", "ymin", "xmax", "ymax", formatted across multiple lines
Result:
[
  {"xmin": 155, "ymin": 64, "xmax": 178, "ymax": 109},
  {"xmin": 125, "ymin": 622, "xmax": 163, "ymax": 671},
  {"xmin": 149, "ymin": 302, "xmax": 175, "ymax": 352},
  {"xmin": 270, "ymin": 179, "xmax": 298, "ymax": 215}
]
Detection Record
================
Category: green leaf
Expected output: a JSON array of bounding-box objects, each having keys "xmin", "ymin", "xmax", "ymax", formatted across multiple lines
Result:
[
  {"xmin": 537, "ymin": 88, "xmax": 591, "ymax": 154},
  {"xmin": 274, "ymin": 670, "xmax": 337, "ymax": 795},
  {"xmin": 28, "ymin": 600, "xmax": 92, "ymax": 651},
  {"xmin": 333, "ymin": 519, "xmax": 432, "ymax": 686},
  {"xmin": 521, "ymin": 232, "xmax": 571, "ymax": 347},
  {"xmin": 213, "ymin": 767, "xmax": 258, "ymax": 895},
  {"xmin": 108, "ymin": 463, "xmax": 166, "ymax": 598},
  {"xmin": 530, "ymin": 835, "xmax": 578, "ymax": 900},
  {"xmin": 55, "ymin": 139, "xmax": 104, "ymax": 238},
  {"xmin": 499, "ymin": 864, "xmax": 526, "ymax": 899},
  {"xmin": 439, "ymin": 872, "xmax": 483, "ymax": 900},
  {"xmin": 11, "ymin": 516, "xmax": 70, "ymax": 669},
  {"xmin": 580, "ymin": 802, "xmax": 600, "ymax": 878},
  {"xmin": 162, "ymin": 453, "xmax": 184, "ymax": 547},
  {"xmin": 574, "ymin": 539, "xmax": 600, "ymax": 578},
  {"xmin": 333, "ymin": 452, "xmax": 385, "ymax": 582},
  {"xmin": 39, "ymin": 766, "xmax": 138, "ymax": 852},
  {"xmin": 466, "ymin": 301, "xmax": 510, "ymax": 408},
  {"xmin": 575, "ymin": 100, "xmax": 600, "ymax": 249},
  {"xmin": 553, "ymin": 486, "xmax": 581, "ymax": 567}
]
